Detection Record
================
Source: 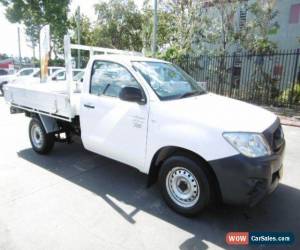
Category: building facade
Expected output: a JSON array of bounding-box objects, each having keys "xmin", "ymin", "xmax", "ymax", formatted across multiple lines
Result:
[
  {"xmin": 271, "ymin": 0, "xmax": 300, "ymax": 49},
  {"xmin": 201, "ymin": 0, "xmax": 300, "ymax": 50}
]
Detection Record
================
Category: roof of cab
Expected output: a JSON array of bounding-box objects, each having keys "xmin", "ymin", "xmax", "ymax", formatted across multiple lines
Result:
[{"xmin": 91, "ymin": 54, "xmax": 169, "ymax": 64}]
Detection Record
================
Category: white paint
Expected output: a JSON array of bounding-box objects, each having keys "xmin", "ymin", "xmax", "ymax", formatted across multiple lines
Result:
[{"xmin": 80, "ymin": 93, "xmax": 149, "ymax": 168}]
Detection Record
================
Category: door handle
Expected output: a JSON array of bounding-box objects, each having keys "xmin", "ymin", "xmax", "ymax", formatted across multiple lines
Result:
[{"xmin": 83, "ymin": 104, "xmax": 95, "ymax": 109}]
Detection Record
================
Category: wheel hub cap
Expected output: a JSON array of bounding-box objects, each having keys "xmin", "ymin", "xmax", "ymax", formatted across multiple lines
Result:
[
  {"xmin": 178, "ymin": 180, "xmax": 188, "ymax": 193},
  {"xmin": 166, "ymin": 167, "xmax": 200, "ymax": 208},
  {"xmin": 31, "ymin": 124, "xmax": 44, "ymax": 149}
]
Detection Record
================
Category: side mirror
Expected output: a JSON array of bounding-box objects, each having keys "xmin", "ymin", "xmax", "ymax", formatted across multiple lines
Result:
[
  {"xmin": 197, "ymin": 81, "xmax": 207, "ymax": 91},
  {"xmin": 52, "ymin": 76, "xmax": 57, "ymax": 81},
  {"xmin": 119, "ymin": 86, "xmax": 145, "ymax": 104}
]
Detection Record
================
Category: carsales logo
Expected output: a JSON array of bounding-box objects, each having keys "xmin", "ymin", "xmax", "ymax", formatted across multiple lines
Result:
[
  {"xmin": 226, "ymin": 232, "xmax": 294, "ymax": 246},
  {"xmin": 226, "ymin": 232, "xmax": 249, "ymax": 245}
]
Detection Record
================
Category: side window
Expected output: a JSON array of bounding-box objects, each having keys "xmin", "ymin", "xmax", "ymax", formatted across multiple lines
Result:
[
  {"xmin": 90, "ymin": 61, "xmax": 140, "ymax": 99},
  {"xmin": 52, "ymin": 68, "xmax": 59, "ymax": 73},
  {"xmin": 72, "ymin": 71, "xmax": 80, "ymax": 77},
  {"xmin": 0, "ymin": 69, "xmax": 8, "ymax": 75},
  {"xmin": 56, "ymin": 71, "xmax": 66, "ymax": 80},
  {"xmin": 19, "ymin": 69, "xmax": 34, "ymax": 76}
]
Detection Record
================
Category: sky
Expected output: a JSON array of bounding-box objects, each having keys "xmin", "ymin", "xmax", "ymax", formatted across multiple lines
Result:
[{"xmin": 0, "ymin": 0, "xmax": 145, "ymax": 58}]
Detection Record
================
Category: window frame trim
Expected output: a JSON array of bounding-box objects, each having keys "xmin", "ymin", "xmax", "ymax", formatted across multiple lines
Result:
[{"xmin": 89, "ymin": 59, "xmax": 147, "ymax": 103}]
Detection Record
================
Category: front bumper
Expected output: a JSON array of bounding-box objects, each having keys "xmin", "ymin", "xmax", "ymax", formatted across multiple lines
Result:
[{"xmin": 209, "ymin": 120, "xmax": 285, "ymax": 206}]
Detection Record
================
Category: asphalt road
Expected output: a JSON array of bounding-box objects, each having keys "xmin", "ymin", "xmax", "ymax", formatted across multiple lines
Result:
[{"xmin": 0, "ymin": 97, "xmax": 299, "ymax": 250}]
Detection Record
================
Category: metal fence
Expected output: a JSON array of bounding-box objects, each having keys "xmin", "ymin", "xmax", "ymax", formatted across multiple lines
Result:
[{"xmin": 173, "ymin": 49, "xmax": 300, "ymax": 110}]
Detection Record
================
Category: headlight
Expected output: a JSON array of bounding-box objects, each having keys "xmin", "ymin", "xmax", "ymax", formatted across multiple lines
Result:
[{"xmin": 223, "ymin": 132, "xmax": 271, "ymax": 158}]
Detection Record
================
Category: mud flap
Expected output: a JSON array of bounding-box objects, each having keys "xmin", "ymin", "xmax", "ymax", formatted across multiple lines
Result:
[{"xmin": 38, "ymin": 114, "xmax": 59, "ymax": 134}]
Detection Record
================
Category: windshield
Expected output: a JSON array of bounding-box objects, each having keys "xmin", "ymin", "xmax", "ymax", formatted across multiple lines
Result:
[{"xmin": 132, "ymin": 61, "xmax": 206, "ymax": 100}]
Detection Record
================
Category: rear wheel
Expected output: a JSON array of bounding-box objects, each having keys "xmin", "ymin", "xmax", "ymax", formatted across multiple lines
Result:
[
  {"xmin": 29, "ymin": 118, "xmax": 55, "ymax": 154},
  {"xmin": 159, "ymin": 154, "xmax": 211, "ymax": 216}
]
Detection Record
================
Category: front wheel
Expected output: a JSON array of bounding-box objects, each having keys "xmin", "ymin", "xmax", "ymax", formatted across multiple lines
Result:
[
  {"xmin": 159, "ymin": 155, "xmax": 211, "ymax": 216},
  {"xmin": 29, "ymin": 118, "xmax": 55, "ymax": 154}
]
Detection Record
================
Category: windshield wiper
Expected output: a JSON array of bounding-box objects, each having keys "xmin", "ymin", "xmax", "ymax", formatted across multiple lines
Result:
[{"xmin": 179, "ymin": 91, "xmax": 202, "ymax": 99}]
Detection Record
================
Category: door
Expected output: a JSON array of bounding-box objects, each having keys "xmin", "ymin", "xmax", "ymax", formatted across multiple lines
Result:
[{"xmin": 80, "ymin": 60, "xmax": 149, "ymax": 169}]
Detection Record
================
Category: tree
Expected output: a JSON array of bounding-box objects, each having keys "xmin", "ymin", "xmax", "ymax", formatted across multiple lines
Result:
[
  {"xmin": 186, "ymin": 0, "xmax": 246, "ymax": 93},
  {"xmin": 25, "ymin": 23, "xmax": 39, "ymax": 59},
  {"xmin": 192, "ymin": 0, "xmax": 246, "ymax": 55},
  {"xmin": 158, "ymin": 0, "xmax": 203, "ymax": 56},
  {"xmin": 141, "ymin": 0, "xmax": 175, "ymax": 55},
  {"xmin": 191, "ymin": 0, "xmax": 279, "ymax": 54},
  {"xmin": 69, "ymin": 13, "xmax": 94, "ymax": 66},
  {"xmin": 175, "ymin": 0, "xmax": 280, "ymax": 94},
  {"xmin": 69, "ymin": 14, "xmax": 93, "ymax": 46},
  {"xmin": 93, "ymin": 0, "xmax": 144, "ymax": 51},
  {"xmin": 239, "ymin": 0, "xmax": 280, "ymax": 102},
  {"xmin": 241, "ymin": 0, "xmax": 279, "ymax": 53},
  {"xmin": 0, "ymin": 0, "xmax": 70, "ymax": 58}
]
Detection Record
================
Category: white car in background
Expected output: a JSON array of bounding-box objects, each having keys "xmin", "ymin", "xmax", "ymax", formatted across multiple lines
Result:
[
  {"xmin": 7, "ymin": 66, "xmax": 64, "ymax": 85},
  {"xmin": 0, "ymin": 68, "xmax": 10, "ymax": 76},
  {"xmin": 48, "ymin": 66, "xmax": 64, "ymax": 76},
  {"xmin": 28, "ymin": 66, "xmax": 64, "ymax": 81},
  {"xmin": 11, "ymin": 68, "xmax": 86, "ymax": 95},
  {"xmin": 50, "ymin": 69, "xmax": 85, "ymax": 92},
  {"xmin": 23, "ymin": 68, "xmax": 83, "ymax": 83},
  {"xmin": 0, "ymin": 68, "xmax": 40, "ymax": 95},
  {"xmin": 50, "ymin": 69, "xmax": 85, "ymax": 81}
]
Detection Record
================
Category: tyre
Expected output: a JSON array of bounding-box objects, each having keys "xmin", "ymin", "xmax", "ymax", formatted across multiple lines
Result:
[
  {"xmin": 159, "ymin": 154, "xmax": 211, "ymax": 216},
  {"xmin": 29, "ymin": 118, "xmax": 55, "ymax": 154},
  {"xmin": 0, "ymin": 82, "xmax": 7, "ymax": 96}
]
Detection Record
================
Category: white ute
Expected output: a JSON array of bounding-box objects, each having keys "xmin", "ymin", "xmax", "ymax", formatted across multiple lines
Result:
[{"xmin": 4, "ymin": 35, "xmax": 285, "ymax": 216}]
